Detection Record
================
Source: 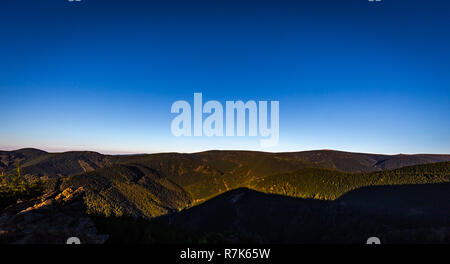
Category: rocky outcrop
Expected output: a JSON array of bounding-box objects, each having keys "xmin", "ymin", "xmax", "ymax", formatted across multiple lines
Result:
[{"xmin": 0, "ymin": 187, "xmax": 108, "ymax": 244}]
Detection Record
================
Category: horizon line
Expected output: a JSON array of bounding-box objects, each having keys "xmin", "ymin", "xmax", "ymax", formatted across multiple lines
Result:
[{"xmin": 1, "ymin": 146, "xmax": 449, "ymax": 156}]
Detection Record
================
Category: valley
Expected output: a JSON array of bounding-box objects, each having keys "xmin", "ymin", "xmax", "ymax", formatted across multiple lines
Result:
[{"xmin": 0, "ymin": 148, "xmax": 449, "ymax": 243}]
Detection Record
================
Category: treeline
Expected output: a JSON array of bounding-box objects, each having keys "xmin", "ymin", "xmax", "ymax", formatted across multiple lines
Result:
[{"xmin": 0, "ymin": 163, "xmax": 44, "ymax": 211}]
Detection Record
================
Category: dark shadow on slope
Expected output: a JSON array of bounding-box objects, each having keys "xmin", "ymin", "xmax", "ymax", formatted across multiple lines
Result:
[
  {"xmin": 3, "ymin": 182, "xmax": 449, "ymax": 244},
  {"xmin": 337, "ymin": 183, "xmax": 450, "ymax": 226},
  {"xmin": 162, "ymin": 184, "xmax": 450, "ymax": 244}
]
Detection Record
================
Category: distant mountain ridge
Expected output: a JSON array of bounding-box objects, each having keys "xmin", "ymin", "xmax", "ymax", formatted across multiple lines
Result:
[
  {"xmin": 0, "ymin": 148, "xmax": 112, "ymax": 179},
  {"xmin": 287, "ymin": 149, "xmax": 450, "ymax": 171},
  {"xmin": 1, "ymin": 148, "xmax": 449, "ymax": 243},
  {"xmin": 1, "ymin": 148, "xmax": 450, "ymax": 217},
  {"xmin": 1, "ymin": 148, "xmax": 450, "ymax": 179}
]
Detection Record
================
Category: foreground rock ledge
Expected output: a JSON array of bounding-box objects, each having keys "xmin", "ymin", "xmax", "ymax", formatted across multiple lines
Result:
[{"xmin": 0, "ymin": 187, "xmax": 108, "ymax": 244}]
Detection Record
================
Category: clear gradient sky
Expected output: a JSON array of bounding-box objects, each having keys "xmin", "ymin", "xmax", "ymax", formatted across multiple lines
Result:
[{"xmin": 0, "ymin": 0, "xmax": 449, "ymax": 154}]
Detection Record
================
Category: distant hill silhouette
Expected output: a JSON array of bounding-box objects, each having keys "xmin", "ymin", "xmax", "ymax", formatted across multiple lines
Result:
[
  {"xmin": 0, "ymin": 149, "xmax": 111, "ymax": 178},
  {"xmin": 288, "ymin": 150, "xmax": 450, "ymax": 171},
  {"xmin": 1, "ymin": 148, "xmax": 450, "ymax": 179}
]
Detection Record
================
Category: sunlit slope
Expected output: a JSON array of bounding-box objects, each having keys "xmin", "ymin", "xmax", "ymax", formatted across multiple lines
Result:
[
  {"xmin": 60, "ymin": 164, "xmax": 191, "ymax": 218},
  {"xmin": 110, "ymin": 151, "xmax": 315, "ymax": 201},
  {"xmin": 61, "ymin": 151, "xmax": 317, "ymax": 218},
  {"xmin": 2, "ymin": 149, "xmax": 449, "ymax": 219},
  {"xmin": 251, "ymin": 162, "xmax": 450, "ymax": 200},
  {"xmin": 60, "ymin": 158, "xmax": 450, "ymax": 218}
]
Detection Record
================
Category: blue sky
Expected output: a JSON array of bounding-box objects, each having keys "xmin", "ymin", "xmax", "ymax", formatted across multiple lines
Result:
[{"xmin": 0, "ymin": 0, "xmax": 449, "ymax": 154}]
